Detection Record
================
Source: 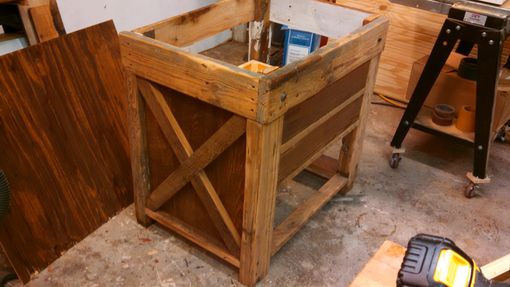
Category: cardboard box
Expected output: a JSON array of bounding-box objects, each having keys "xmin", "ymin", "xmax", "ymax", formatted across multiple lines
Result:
[{"xmin": 407, "ymin": 55, "xmax": 510, "ymax": 133}]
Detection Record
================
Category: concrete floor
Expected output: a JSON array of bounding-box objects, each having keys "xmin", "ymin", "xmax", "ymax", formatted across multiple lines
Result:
[{"xmin": 13, "ymin": 98, "xmax": 510, "ymax": 286}]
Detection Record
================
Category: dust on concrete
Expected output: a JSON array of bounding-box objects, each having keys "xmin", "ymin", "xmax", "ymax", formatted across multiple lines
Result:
[{"xmin": 12, "ymin": 97, "xmax": 510, "ymax": 287}]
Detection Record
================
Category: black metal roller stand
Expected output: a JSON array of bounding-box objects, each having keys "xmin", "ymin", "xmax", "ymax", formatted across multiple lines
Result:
[{"xmin": 389, "ymin": 1, "xmax": 510, "ymax": 198}]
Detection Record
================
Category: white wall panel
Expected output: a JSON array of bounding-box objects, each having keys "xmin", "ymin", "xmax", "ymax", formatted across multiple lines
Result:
[{"xmin": 56, "ymin": 0, "xmax": 216, "ymax": 33}]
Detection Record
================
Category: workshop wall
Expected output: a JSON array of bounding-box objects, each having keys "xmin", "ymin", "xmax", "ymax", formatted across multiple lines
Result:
[
  {"xmin": 55, "ymin": 0, "xmax": 234, "ymax": 52},
  {"xmin": 56, "ymin": 0, "xmax": 216, "ymax": 33},
  {"xmin": 337, "ymin": 0, "xmax": 510, "ymax": 100}
]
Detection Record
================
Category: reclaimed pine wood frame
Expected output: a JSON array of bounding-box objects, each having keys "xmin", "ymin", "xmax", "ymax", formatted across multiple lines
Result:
[{"xmin": 120, "ymin": 0, "xmax": 388, "ymax": 285}]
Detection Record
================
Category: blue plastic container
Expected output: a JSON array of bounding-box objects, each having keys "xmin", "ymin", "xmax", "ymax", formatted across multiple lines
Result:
[{"xmin": 282, "ymin": 26, "xmax": 321, "ymax": 65}]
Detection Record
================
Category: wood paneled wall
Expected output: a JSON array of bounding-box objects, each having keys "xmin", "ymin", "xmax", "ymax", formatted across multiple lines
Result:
[{"xmin": 337, "ymin": 0, "xmax": 510, "ymax": 99}]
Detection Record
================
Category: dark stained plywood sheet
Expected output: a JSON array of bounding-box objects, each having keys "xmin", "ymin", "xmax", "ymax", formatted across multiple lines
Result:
[{"xmin": 0, "ymin": 21, "xmax": 132, "ymax": 282}]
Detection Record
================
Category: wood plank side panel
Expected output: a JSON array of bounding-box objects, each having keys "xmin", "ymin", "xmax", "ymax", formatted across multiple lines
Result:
[
  {"xmin": 281, "ymin": 89, "xmax": 364, "ymax": 154},
  {"xmin": 144, "ymin": 82, "xmax": 247, "ymax": 254},
  {"xmin": 120, "ymin": 32, "xmax": 260, "ymax": 120},
  {"xmin": 0, "ymin": 21, "xmax": 132, "ymax": 282},
  {"xmin": 146, "ymin": 209, "xmax": 240, "ymax": 268},
  {"xmin": 272, "ymin": 174, "xmax": 348, "ymax": 255},
  {"xmin": 282, "ymin": 61, "xmax": 370, "ymax": 143},
  {"xmin": 134, "ymin": 0, "xmax": 256, "ymax": 47},
  {"xmin": 240, "ymin": 118, "xmax": 283, "ymax": 286},
  {"xmin": 146, "ymin": 115, "xmax": 246, "ymax": 211},
  {"xmin": 279, "ymin": 97, "xmax": 363, "ymax": 183},
  {"xmin": 260, "ymin": 17, "xmax": 389, "ymax": 123},
  {"xmin": 339, "ymin": 57, "xmax": 381, "ymax": 186}
]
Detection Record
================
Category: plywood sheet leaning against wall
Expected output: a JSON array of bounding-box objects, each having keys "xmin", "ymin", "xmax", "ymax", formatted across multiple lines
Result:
[
  {"xmin": 335, "ymin": 0, "xmax": 510, "ymax": 99},
  {"xmin": 0, "ymin": 21, "xmax": 132, "ymax": 283}
]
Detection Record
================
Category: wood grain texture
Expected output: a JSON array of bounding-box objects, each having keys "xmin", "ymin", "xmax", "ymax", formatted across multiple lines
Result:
[
  {"xmin": 240, "ymin": 118, "xmax": 283, "ymax": 286},
  {"xmin": 48, "ymin": 0, "xmax": 65, "ymax": 35},
  {"xmin": 120, "ymin": 31, "xmax": 261, "ymax": 120},
  {"xmin": 29, "ymin": 4, "xmax": 59, "ymax": 42},
  {"xmin": 349, "ymin": 241, "xmax": 406, "ymax": 287},
  {"xmin": 249, "ymin": 0, "xmax": 271, "ymax": 62},
  {"xmin": 143, "ymin": 81, "xmax": 246, "ymax": 257},
  {"xmin": 146, "ymin": 114, "xmax": 245, "ymax": 211},
  {"xmin": 0, "ymin": 21, "xmax": 132, "ymax": 282},
  {"xmin": 123, "ymin": 6, "xmax": 388, "ymax": 284},
  {"xmin": 339, "ymin": 57, "xmax": 381, "ymax": 186},
  {"xmin": 139, "ymin": 80, "xmax": 242, "ymax": 254},
  {"xmin": 279, "ymin": 97, "xmax": 363, "ymax": 182},
  {"xmin": 350, "ymin": 241, "xmax": 510, "ymax": 286},
  {"xmin": 134, "ymin": 0, "xmax": 255, "ymax": 47},
  {"xmin": 282, "ymin": 62, "xmax": 369, "ymax": 143},
  {"xmin": 336, "ymin": 0, "xmax": 510, "ymax": 99},
  {"xmin": 146, "ymin": 209, "xmax": 240, "ymax": 268},
  {"xmin": 259, "ymin": 17, "xmax": 388, "ymax": 123},
  {"xmin": 126, "ymin": 73, "xmax": 152, "ymax": 226},
  {"xmin": 200, "ymin": 40, "xmax": 248, "ymax": 66}
]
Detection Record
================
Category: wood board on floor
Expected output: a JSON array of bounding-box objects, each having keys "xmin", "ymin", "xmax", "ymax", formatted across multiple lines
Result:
[
  {"xmin": 349, "ymin": 241, "xmax": 405, "ymax": 287},
  {"xmin": 349, "ymin": 240, "xmax": 510, "ymax": 286},
  {"xmin": 0, "ymin": 21, "xmax": 132, "ymax": 282}
]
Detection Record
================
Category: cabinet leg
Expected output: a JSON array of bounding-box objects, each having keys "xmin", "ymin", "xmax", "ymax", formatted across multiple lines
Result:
[
  {"xmin": 240, "ymin": 118, "xmax": 283, "ymax": 286},
  {"xmin": 472, "ymin": 31, "xmax": 502, "ymax": 180},
  {"xmin": 126, "ymin": 73, "xmax": 152, "ymax": 226}
]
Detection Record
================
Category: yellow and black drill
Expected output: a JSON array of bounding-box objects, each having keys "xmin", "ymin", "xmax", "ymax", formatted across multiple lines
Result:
[{"xmin": 397, "ymin": 234, "xmax": 509, "ymax": 287}]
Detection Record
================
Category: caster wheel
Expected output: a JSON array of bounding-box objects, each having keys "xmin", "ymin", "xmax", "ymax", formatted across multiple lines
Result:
[
  {"xmin": 464, "ymin": 182, "xmax": 479, "ymax": 198},
  {"xmin": 496, "ymin": 129, "xmax": 506, "ymax": 143},
  {"xmin": 389, "ymin": 153, "xmax": 401, "ymax": 169}
]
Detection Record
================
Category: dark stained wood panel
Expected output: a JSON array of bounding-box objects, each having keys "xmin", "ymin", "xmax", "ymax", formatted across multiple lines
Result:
[
  {"xmin": 282, "ymin": 62, "xmax": 370, "ymax": 143},
  {"xmin": 0, "ymin": 21, "xmax": 132, "ymax": 282},
  {"xmin": 279, "ymin": 97, "xmax": 363, "ymax": 182},
  {"xmin": 146, "ymin": 82, "xmax": 246, "ymax": 250}
]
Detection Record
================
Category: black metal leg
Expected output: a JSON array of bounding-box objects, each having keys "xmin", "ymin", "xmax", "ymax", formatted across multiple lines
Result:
[
  {"xmin": 472, "ymin": 32, "xmax": 503, "ymax": 179},
  {"xmin": 504, "ymin": 54, "xmax": 510, "ymax": 69},
  {"xmin": 456, "ymin": 40, "xmax": 475, "ymax": 56},
  {"xmin": 391, "ymin": 19, "xmax": 461, "ymax": 148}
]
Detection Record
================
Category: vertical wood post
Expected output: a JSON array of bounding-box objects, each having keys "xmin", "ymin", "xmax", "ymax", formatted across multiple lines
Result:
[
  {"xmin": 249, "ymin": 0, "xmax": 271, "ymax": 63},
  {"xmin": 49, "ymin": 0, "xmax": 66, "ymax": 35},
  {"xmin": 240, "ymin": 117, "xmax": 283, "ymax": 286},
  {"xmin": 338, "ymin": 57, "xmax": 381, "ymax": 186},
  {"xmin": 126, "ymin": 73, "xmax": 152, "ymax": 226}
]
